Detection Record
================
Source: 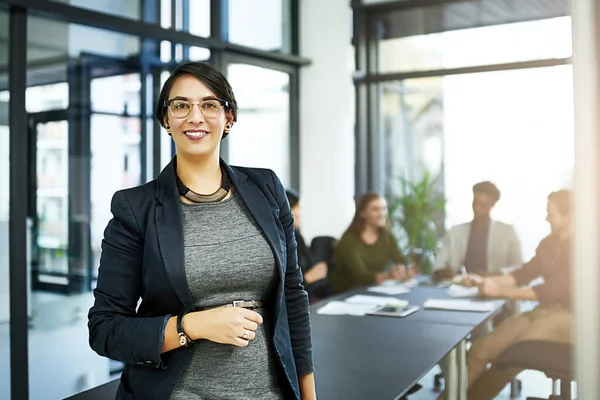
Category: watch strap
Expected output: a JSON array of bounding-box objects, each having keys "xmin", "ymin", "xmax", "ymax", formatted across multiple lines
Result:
[{"xmin": 176, "ymin": 312, "xmax": 195, "ymax": 347}]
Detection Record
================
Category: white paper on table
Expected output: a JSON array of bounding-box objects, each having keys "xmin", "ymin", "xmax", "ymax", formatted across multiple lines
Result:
[
  {"xmin": 423, "ymin": 298, "xmax": 496, "ymax": 312},
  {"xmin": 403, "ymin": 278, "xmax": 419, "ymax": 288},
  {"xmin": 344, "ymin": 294, "xmax": 409, "ymax": 307},
  {"xmin": 316, "ymin": 301, "xmax": 375, "ymax": 316},
  {"xmin": 367, "ymin": 285, "xmax": 410, "ymax": 295},
  {"xmin": 447, "ymin": 284, "xmax": 479, "ymax": 298}
]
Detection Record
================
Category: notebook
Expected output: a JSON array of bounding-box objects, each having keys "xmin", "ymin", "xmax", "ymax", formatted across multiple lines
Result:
[{"xmin": 423, "ymin": 298, "xmax": 496, "ymax": 312}]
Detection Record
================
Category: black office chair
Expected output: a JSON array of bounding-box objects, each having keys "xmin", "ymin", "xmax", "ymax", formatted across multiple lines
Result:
[
  {"xmin": 496, "ymin": 340, "xmax": 574, "ymax": 400},
  {"xmin": 433, "ymin": 299, "xmax": 523, "ymax": 394},
  {"xmin": 310, "ymin": 236, "xmax": 336, "ymax": 265},
  {"xmin": 310, "ymin": 236, "xmax": 337, "ymax": 299}
]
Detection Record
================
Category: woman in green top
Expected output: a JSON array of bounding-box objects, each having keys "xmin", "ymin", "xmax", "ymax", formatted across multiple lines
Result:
[{"xmin": 330, "ymin": 192, "xmax": 417, "ymax": 293}]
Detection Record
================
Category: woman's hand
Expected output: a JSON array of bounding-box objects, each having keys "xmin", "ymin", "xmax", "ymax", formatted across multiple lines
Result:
[
  {"xmin": 185, "ymin": 307, "xmax": 264, "ymax": 347},
  {"xmin": 405, "ymin": 264, "xmax": 420, "ymax": 279},
  {"xmin": 478, "ymin": 277, "xmax": 503, "ymax": 298},
  {"xmin": 389, "ymin": 264, "xmax": 407, "ymax": 280},
  {"xmin": 461, "ymin": 274, "xmax": 484, "ymax": 287},
  {"xmin": 303, "ymin": 262, "xmax": 328, "ymax": 284}
]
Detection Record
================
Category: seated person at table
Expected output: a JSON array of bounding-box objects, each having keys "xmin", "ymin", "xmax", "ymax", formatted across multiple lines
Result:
[
  {"xmin": 329, "ymin": 192, "xmax": 417, "ymax": 293},
  {"xmin": 432, "ymin": 181, "xmax": 522, "ymax": 282},
  {"xmin": 286, "ymin": 189, "xmax": 329, "ymax": 302},
  {"xmin": 461, "ymin": 189, "xmax": 573, "ymax": 400},
  {"xmin": 435, "ymin": 182, "xmax": 522, "ymax": 398}
]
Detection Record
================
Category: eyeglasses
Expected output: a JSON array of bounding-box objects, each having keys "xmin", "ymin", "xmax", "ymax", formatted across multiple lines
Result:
[{"xmin": 165, "ymin": 98, "xmax": 229, "ymax": 119}]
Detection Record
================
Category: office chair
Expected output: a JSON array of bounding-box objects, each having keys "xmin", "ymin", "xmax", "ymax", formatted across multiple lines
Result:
[
  {"xmin": 433, "ymin": 300, "xmax": 522, "ymax": 396},
  {"xmin": 496, "ymin": 340, "xmax": 574, "ymax": 400},
  {"xmin": 310, "ymin": 235, "xmax": 336, "ymax": 265},
  {"xmin": 309, "ymin": 236, "xmax": 337, "ymax": 299}
]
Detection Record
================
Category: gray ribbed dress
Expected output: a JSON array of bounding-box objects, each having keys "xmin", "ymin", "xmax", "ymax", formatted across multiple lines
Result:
[{"xmin": 169, "ymin": 192, "xmax": 285, "ymax": 400}]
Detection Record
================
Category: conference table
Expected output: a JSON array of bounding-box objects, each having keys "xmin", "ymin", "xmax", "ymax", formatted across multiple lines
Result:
[
  {"xmin": 310, "ymin": 281, "xmax": 506, "ymax": 400},
  {"xmin": 69, "ymin": 280, "xmax": 505, "ymax": 400}
]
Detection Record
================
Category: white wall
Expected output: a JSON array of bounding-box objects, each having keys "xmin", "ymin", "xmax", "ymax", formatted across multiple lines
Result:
[{"xmin": 299, "ymin": 0, "xmax": 355, "ymax": 242}]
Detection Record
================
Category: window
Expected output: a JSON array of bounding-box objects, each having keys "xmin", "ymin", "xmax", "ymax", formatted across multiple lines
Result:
[
  {"xmin": 4, "ymin": 1, "xmax": 304, "ymax": 397},
  {"xmin": 162, "ymin": 0, "xmax": 211, "ymax": 37},
  {"xmin": 378, "ymin": 17, "xmax": 572, "ymax": 73},
  {"xmin": 26, "ymin": 16, "xmax": 143, "ymax": 399},
  {"xmin": 228, "ymin": 0, "xmax": 292, "ymax": 52},
  {"xmin": 48, "ymin": 0, "xmax": 140, "ymax": 20},
  {"xmin": 381, "ymin": 66, "xmax": 574, "ymax": 259},
  {"xmin": 374, "ymin": 0, "xmax": 570, "ymax": 73}
]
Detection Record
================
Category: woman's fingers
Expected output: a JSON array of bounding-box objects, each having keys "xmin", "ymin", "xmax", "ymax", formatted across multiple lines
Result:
[
  {"xmin": 233, "ymin": 337, "xmax": 250, "ymax": 347},
  {"xmin": 240, "ymin": 308, "xmax": 263, "ymax": 325},
  {"xmin": 241, "ymin": 329, "xmax": 256, "ymax": 341},
  {"xmin": 231, "ymin": 328, "xmax": 256, "ymax": 347},
  {"xmin": 243, "ymin": 320, "xmax": 259, "ymax": 332}
]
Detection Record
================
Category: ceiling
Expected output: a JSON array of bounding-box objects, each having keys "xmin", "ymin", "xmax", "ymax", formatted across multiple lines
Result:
[{"xmin": 376, "ymin": 0, "xmax": 568, "ymax": 40}]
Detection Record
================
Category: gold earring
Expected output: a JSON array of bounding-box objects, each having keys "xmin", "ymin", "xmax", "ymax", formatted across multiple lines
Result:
[
  {"xmin": 224, "ymin": 124, "xmax": 231, "ymax": 133},
  {"xmin": 165, "ymin": 124, "xmax": 172, "ymax": 136}
]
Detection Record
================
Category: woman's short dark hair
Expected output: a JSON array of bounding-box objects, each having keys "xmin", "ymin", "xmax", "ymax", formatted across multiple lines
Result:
[
  {"xmin": 285, "ymin": 189, "xmax": 300, "ymax": 209},
  {"xmin": 548, "ymin": 189, "xmax": 572, "ymax": 216},
  {"xmin": 473, "ymin": 181, "xmax": 501, "ymax": 203},
  {"xmin": 155, "ymin": 62, "xmax": 238, "ymax": 138}
]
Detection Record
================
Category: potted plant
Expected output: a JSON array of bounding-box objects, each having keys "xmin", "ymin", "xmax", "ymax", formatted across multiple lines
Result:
[{"xmin": 387, "ymin": 171, "xmax": 446, "ymax": 274}]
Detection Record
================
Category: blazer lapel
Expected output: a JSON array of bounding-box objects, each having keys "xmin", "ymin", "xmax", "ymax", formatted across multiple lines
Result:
[
  {"xmin": 226, "ymin": 164, "xmax": 285, "ymax": 315},
  {"xmin": 155, "ymin": 159, "xmax": 195, "ymax": 311}
]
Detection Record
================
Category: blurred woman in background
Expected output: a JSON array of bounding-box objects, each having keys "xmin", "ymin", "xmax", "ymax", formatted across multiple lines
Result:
[{"xmin": 330, "ymin": 192, "xmax": 417, "ymax": 293}]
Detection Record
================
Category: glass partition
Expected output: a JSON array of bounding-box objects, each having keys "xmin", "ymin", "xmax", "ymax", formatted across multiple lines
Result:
[
  {"xmin": 381, "ymin": 66, "xmax": 574, "ymax": 260},
  {"xmin": 378, "ymin": 17, "xmax": 572, "ymax": 73},
  {"xmin": 47, "ymin": 0, "xmax": 140, "ymax": 20},
  {"xmin": 228, "ymin": 0, "xmax": 292, "ymax": 52},
  {"xmin": 26, "ymin": 15, "xmax": 144, "ymax": 400},
  {"xmin": 0, "ymin": 8, "xmax": 10, "ymax": 399}
]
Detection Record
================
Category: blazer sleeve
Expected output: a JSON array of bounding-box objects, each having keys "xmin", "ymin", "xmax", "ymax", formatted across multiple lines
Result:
[
  {"xmin": 271, "ymin": 171, "xmax": 314, "ymax": 376},
  {"xmin": 88, "ymin": 191, "xmax": 170, "ymax": 369}
]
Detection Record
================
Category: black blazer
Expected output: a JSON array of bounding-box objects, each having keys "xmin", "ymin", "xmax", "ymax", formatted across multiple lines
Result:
[{"xmin": 88, "ymin": 158, "xmax": 314, "ymax": 400}]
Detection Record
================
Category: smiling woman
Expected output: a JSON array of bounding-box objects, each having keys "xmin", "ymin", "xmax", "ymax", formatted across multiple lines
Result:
[{"xmin": 88, "ymin": 62, "xmax": 316, "ymax": 400}]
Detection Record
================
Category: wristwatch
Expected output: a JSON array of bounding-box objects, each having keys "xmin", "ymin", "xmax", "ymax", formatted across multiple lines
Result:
[{"xmin": 177, "ymin": 312, "xmax": 195, "ymax": 347}]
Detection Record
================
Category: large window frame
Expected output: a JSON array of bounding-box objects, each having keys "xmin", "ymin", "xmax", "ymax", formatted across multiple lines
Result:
[
  {"xmin": 351, "ymin": 0, "xmax": 571, "ymax": 195},
  {"xmin": 1, "ymin": 0, "xmax": 305, "ymax": 397}
]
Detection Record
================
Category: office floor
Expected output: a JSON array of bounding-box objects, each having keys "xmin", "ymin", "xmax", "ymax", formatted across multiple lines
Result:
[
  {"xmin": 0, "ymin": 292, "xmax": 572, "ymax": 400},
  {"xmin": 409, "ymin": 367, "xmax": 563, "ymax": 399}
]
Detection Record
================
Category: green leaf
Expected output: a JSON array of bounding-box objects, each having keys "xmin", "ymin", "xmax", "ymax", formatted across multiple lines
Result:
[{"xmin": 387, "ymin": 171, "xmax": 446, "ymax": 274}]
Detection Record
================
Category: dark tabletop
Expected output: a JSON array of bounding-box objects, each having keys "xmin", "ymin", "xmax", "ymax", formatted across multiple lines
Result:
[
  {"xmin": 69, "ymin": 283, "xmax": 503, "ymax": 400},
  {"xmin": 310, "ymin": 311, "xmax": 472, "ymax": 400}
]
